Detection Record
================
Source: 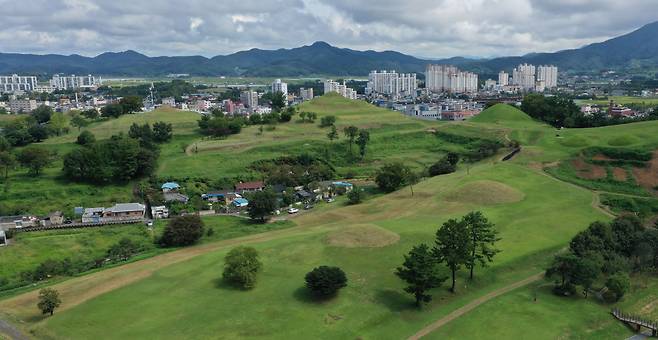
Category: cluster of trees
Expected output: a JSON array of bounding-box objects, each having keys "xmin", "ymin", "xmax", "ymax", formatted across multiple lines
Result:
[
  {"xmin": 341, "ymin": 125, "xmax": 370, "ymax": 160},
  {"xmin": 246, "ymin": 190, "xmax": 278, "ymax": 223},
  {"xmin": 99, "ymin": 80, "xmax": 197, "ymax": 101},
  {"xmin": 375, "ymin": 163, "xmax": 417, "ymax": 194},
  {"xmin": 299, "ymin": 111, "xmax": 318, "ymax": 123},
  {"xmin": 546, "ymin": 215, "xmax": 654, "ymax": 302},
  {"xmin": 129, "ymin": 122, "xmax": 173, "ymax": 145},
  {"xmin": 1, "ymin": 106, "xmax": 69, "ymax": 147},
  {"xmin": 305, "ymin": 266, "xmax": 348, "ymax": 298},
  {"xmin": 396, "ymin": 212, "xmax": 500, "ymax": 306},
  {"xmin": 428, "ymin": 152, "xmax": 459, "ymax": 177},
  {"xmin": 198, "ymin": 106, "xmax": 295, "ymax": 138},
  {"xmin": 250, "ymin": 154, "xmax": 335, "ymax": 187},
  {"xmin": 100, "ymin": 96, "xmax": 143, "ymax": 118},
  {"xmin": 159, "ymin": 215, "xmax": 205, "ymax": 247},
  {"xmin": 63, "ymin": 134, "xmax": 158, "ymax": 183}
]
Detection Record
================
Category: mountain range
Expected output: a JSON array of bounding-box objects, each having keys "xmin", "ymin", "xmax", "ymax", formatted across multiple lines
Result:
[{"xmin": 1, "ymin": 21, "xmax": 658, "ymax": 77}]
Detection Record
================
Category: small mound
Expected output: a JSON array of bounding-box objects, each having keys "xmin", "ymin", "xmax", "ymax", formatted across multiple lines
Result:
[
  {"xmin": 471, "ymin": 104, "xmax": 533, "ymax": 123},
  {"xmin": 444, "ymin": 180, "xmax": 524, "ymax": 206},
  {"xmin": 326, "ymin": 224, "xmax": 400, "ymax": 248},
  {"xmin": 608, "ymin": 135, "xmax": 639, "ymax": 146},
  {"xmin": 559, "ymin": 136, "xmax": 589, "ymax": 147}
]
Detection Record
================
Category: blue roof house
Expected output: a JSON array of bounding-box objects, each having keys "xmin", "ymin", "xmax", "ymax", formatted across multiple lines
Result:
[
  {"xmin": 161, "ymin": 182, "xmax": 181, "ymax": 192},
  {"xmin": 232, "ymin": 198, "xmax": 249, "ymax": 208}
]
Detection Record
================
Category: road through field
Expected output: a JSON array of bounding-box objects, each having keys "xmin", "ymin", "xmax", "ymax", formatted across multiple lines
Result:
[{"xmin": 407, "ymin": 272, "xmax": 545, "ymax": 339}]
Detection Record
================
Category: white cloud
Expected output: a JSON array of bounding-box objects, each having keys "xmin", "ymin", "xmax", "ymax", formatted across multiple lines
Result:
[{"xmin": 0, "ymin": 0, "xmax": 655, "ymax": 58}]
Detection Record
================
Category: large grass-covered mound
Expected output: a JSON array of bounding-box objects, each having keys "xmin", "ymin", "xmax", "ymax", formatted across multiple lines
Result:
[
  {"xmin": 444, "ymin": 180, "xmax": 525, "ymax": 206},
  {"xmin": 471, "ymin": 104, "xmax": 534, "ymax": 124},
  {"xmin": 325, "ymin": 224, "xmax": 400, "ymax": 248}
]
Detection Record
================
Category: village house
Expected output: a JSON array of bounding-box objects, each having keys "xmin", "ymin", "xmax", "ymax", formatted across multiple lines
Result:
[
  {"xmin": 151, "ymin": 205, "xmax": 169, "ymax": 219},
  {"xmin": 40, "ymin": 211, "xmax": 64, "ymax": 227},
  {"xmin": 202, "ymin": 191, "xmax": 242, "ymax": 205},
  {"xmin": 82, "ymin": 203, "xmax": 146, "ymax": 223},
  {"xmin": 235, "ymin": 181, "xmax": 265, "ymax": 194}
]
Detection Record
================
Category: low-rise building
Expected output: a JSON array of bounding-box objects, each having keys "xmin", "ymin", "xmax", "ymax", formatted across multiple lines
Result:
[
  {"xmin": 8, "ymin": 99, "xmax": 37, "ymax": 113},
  {"xmin": 151, "ymin": 205, "xmax": 169, "ymax": 219},
  {"xmin": 82, "ymin": 203, "xmax": 145, "ymax": 223}
]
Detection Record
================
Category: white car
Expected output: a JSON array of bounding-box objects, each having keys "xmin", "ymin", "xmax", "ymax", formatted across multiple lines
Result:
[{"xmin": 287, "ymin": 208, "xmax": 299, "ymax": 214}]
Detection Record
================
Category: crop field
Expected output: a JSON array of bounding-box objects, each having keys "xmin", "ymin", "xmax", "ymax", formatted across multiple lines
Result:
[{"xmin": 4, "ymin": 97, "xmax": 658, "ymax": 339}]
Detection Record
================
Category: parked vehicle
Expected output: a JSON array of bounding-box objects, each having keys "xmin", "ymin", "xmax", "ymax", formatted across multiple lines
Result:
[
  {"xmin": 287, "ymin": 208, "xmax": 299, "ymax": 214},
  {"xmin": 325, "ymin": 198, "xmax": 335, "ymax": 203},
  {"xmin": 304, "ymin": 204, "xmax": 314, "ymax": 210}
]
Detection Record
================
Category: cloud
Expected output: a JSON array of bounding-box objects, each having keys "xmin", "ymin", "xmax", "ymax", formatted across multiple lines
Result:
[{"xmin": 0, "ymin": 0, "xmax": 655, "ymax": 58}]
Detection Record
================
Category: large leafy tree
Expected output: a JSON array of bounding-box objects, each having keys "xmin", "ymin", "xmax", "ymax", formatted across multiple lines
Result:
[
  {"xmin": 32, "ymin": 105, "xmax": 53, "ymax": 123},
  {"xmin": 159, "ymin": 215, "xmax": 204, "ymax": 247},
  {"xmin": 270, "ymin": 91, "xmax": 286, "ymax": 112},
  {"xmin": 546, "ymin": 253, "xmax": 580, "ymax": 292},
  {"xmin": 356, "ymin": 130, "xmax": 370, "ymax": 160},
  {"xmin": 343, "ymin": 126, "xmax": 358, "ymax": 155},
  {"xmin": 37, "ymin": 288, "xmax": 62, "ymax": 316},
  {"xmin": 396, "ymin": 244, "xmax": 447, "ymax": 306},
  {"xmin": 222, "ymin": 246, "xmax": 262, "ymax": 289},
  {"xmin": 120, "ymin": 95, "xmax": 143, "ymax": 114},
  {"xmin": 17, "ymin": 146, "xmax": 52, "ymax": 176},
  {"xmin": 246, "ymin": 190, "xmax": 277, "ymax": 223},
  {"xmin": 462, "ymin": 211, "xmax": 500, "ymax": 280},
  {"xmin": 153, "ymin": 121, "xmax": 173, "ymax": 143},
  {"xmin": 375, "ymin": 162, "xmax": 412, "ymax": 193},
  {"xmin": 433, "ymin": 219, "xmax": 471, "ymax": 292},
  {"xmin": 305, "ymin": 266, "xmax": 348, "ymax": 298}
]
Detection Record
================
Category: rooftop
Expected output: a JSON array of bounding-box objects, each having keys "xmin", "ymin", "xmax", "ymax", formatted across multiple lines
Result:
[
  {"xmin": 235, "ymin": 181, "xmax": 265, "ymax": 190},
  {"xmin": 107, "ymin": 203, "xmax": 146, "ymax": 213}
]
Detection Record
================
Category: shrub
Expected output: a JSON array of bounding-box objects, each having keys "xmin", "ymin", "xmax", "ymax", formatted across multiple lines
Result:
[
  {"xmin": 222, "ymin": 246, "xmax": 262, "ymax": 289},
  {"xmin": 305, "ymin": 266, "xmax": 347, "ymax": 298},
  {"xmin": 76, "ymin": 131, "xmax": 96, "ymax": 145},
  {"xmin": 347, "ymin": 188, "xmax": 362, "ymax": 205},
  {"xmin": 428, "ymin": 159, "xmax": 456, "ymax": 176},
  {"xmin": 375, "ymin": 163, "xmax": 412, "ymax": 193},
  {"xmin": 37, "ymin": 288, "xmax": 62, "ymax": 316},
  {"xmin": 604, "ymin": 272, "xmax": 630, "ymax": 302},
  {"xmin": 159, "ymin": 215, "xmax": 204, "ymax": 247}
]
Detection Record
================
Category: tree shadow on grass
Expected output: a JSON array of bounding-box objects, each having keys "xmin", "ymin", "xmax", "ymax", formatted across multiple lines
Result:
[
  {"xmin": 292, "ymin": 286, "xmax": 336, "ymax": 304},
  {"xmin": 374, "ymin": 288, "xmax": 417, "ymax": 312},
  {"xmin": 212, "ymin": 277, "xmax": 251, "ymax": 292}
]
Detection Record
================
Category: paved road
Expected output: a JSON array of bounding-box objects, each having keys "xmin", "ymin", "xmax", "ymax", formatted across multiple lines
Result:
[
  {"xmin": 407, "ymin": 272, "xmax": 545, "ymax": 340},
  {"xmin": 0, "ymin": 318, "xmax": 29, "ymax": 340}
]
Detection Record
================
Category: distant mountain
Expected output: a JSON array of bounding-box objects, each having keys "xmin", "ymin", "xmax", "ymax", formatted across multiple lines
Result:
[{"xmin": 1, "ymin": 21, "xmax": 658, "ymax": 77}]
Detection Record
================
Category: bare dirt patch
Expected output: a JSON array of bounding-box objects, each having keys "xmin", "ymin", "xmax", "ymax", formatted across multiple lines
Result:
[
  {"xmin": 612, "ymin": 167, "xmax": 627, "ymax": 181},
  {"xmin": 444, "ymin": 180, "xmax": 525, "ymax": 206},
  {"xmin": 325, "ymin": 224, "xmax": 400, "ymax": 248},
  {"xmin": 572, "ymin": 159, "xmax": 606, "ymax": 180},
  {"xmin": 592, "ymin": 154, "xmax": 612, "ymax": 161},
  {"xmin": 632, "ymin": 150, "xmax": 658, "ymax": 193}
]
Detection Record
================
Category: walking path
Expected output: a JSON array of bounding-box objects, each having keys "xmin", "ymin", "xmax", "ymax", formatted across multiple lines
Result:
[
  {"xmin": 0, "ymin": 318, "xmax": 29, "ymax": 340},
  {"xmin": 407, "ymin": 272, "xmax": 544, "ymax": 340}
]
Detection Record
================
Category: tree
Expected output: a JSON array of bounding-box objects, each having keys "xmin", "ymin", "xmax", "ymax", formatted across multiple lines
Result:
[
  {"xmin": 101, "ymin": 104, "xmax": 124, "ymax": 118},
  {"xmin": 37, "ymin": 288, "xmax": 61, "ymax": 316},
  {"xmin": 0, "ymin": 151, "xmax": 16, "ymax": 182},
  {"xmin": 428, "ymin": 159, "xmax": 455, "ymax": 176},
  {"xmin": 159, "ymin": 215, "xmax": 204, "ymax": 247},
  {"xmin": 327, "ymin": 125, "xmax": 339, "ymax": 143},
  {"xmin": 48, "ymin": 112, "xmax": 67, "ymax": 136},
  {"xmin": 375, "ymin": 162, "xmax": 411, "ymax": 193},
  {"xmin": 32, "ymin": 105, "xmax": 53, "ymax": 123},
  {"xmin": 120, "ymin": 95, "xmax": 143, "ymax": 114},
  {"xmin": 396, "ymin": 244, "xmax": 447, "ymax": 306},
  {"xmin": 76, "ymin": 131, "xmax": 96, "ymax": 146},
  {"xmin": 70, "ymin": 114, "xmax": 90, "ymax": 131},
  {"xmin": 307, "ymin": 112, "xmax": 317, "ymax": 123},
  {"xmin": 604, "ymin": 272, "xmax": 630, "ymax": 302},
  {"xmin": 462, "ymin": 211, "xmax": 500, "ymax": 280},
  {"xmin": 270, "ymin": 91, "xmax": 286, "ymax": 112},
  {"xmin": 17, "ymin": 146, "xmax": 52, "ymax": 175},
  {"xmin": 222, "ymin": 246, "xmax": 262, "ymax": 289},
  {"xmin": 347, "ymin": 188, "xmax": 362, "ymax": 205},
  {"xmin": 320, "ymin": 115, "xmax": 336, "ymax": 127},
  {"xmin": 546, "ymin": 253, "xmax": 580, "ymax": 295},
  {"xmin": 153, "ymin": 121, "xmax": 173, "ymax": 143},
  {"xmin": 81, "ymin": 108, "xmax": 99, "ymax": 119},
  {"xmin": 433, "ymin": 219, "xmax": 471, "ymax": 292},
  {"xmin": 305, "ymin": 266, "xmax": 348, "ymax": 298},
  {"xmin": 246, "ymin": 190, "xmax": 277, "ymax": 223},
  {"xmin": 573, "ymin": 256, "xmax": 601, "ymax": 298},
  {"xmin": 343, "ymin": 126, "xmax": 358, "ymax": 155},
  {"xmin": 106, "ymin": 238, "xmax": 142, "ymax": 261},
  {"xmin": 356, "ymin": 130, "xmax": 370, "ymax": 160},
  {"xmin": 28, "ymin": 124, "xmax": 49, "ymax": 142}
]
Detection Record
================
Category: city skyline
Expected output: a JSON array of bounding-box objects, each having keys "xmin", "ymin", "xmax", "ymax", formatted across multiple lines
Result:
[{"xmin": 0, "ymin": 0, "xmax": 656, "ymax": 59}]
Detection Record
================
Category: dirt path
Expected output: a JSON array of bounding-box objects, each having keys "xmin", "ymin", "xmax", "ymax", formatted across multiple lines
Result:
[
  {"xmin": 407, "ymin": 272, "xmax": 544, "ymax": 339},
  {"xmin": 0, "ymin": 318, "xmax": 28, "ymax": 340}
]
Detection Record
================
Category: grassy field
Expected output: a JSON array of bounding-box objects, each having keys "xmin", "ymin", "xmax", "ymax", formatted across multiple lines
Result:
[
  {"xmin": 578, "ymin": 96, "xmax": 658, "ymax": 106},
  {"xmin": 4, "ymin": 99, "xmax": 658, "ymax": 339}
]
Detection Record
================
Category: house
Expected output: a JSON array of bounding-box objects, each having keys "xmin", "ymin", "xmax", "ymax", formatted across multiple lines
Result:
[
  {"xmin": 202, "ymin": 191, "xmax": 230, "ymax": 203},
  {"xmin": 164, "ymin": 192, "xmax": 190, "ymax": 203},
  {"xmin": 232, "ymin": 198, "xmax": 249, "ymax": 208},
  {"xmin": 81, "ymin": 203, "xmax": 146, "ymax": 223},
  {"xmin": 0, "ymin": 230, "xmax": 6, "ymax": 246},
  {"xmin": 332, "ymin": 181, "xmax": 354, "ymax": 194},
  {"xmin": 161, "ymin": 182, "xmax": 181, "ymax": 193},
  {"xmin": 295, "ymin": 190, "xmax": 314, "ymax": 202},
  {"xmin": 41, "ymin": 211, "xmax": 64, "ymax": 227},
  {"xmin": 235, "ymin": 181, "xmax": 265, "ymax": 194},
  {"xmin": 151, "ymin": 205, "xmax": 169, "ymax": 219},
  {"xmin": 0, "ymin": 215, "xmax": 38, "ymax": 229}
]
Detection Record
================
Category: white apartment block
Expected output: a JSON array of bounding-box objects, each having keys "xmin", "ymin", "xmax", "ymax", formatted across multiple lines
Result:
[
  {"xmin": 271, "ymin": 79, "xmax": 288, "ymax": 96},
  {"xmin": 537, "ymin": 65, "xmax": 558, "ymax": 89},
  {"xmin": 324, "ymin": 80, "xmax": 357, "ymax": 99},
  {"xmin": 366, "ymin": 70, "xmax": 417, "ymax": 97},
  {"xmin": 299, "ymin": 88, "xmax": 314, "ymax": 101},
  {"xmin": 498, "ymin": 71, "xmax": 509, "ymax": 86},
  {"xmin": 161, "ymin": 97, "xmax": 176, "ymax": 106},
  {"xmin": 0, "ymin": 74, "xmax": 38, "ymax": 93},
  {"xmin": 50, "ymin": 74, "xmax": 102, "ymax": 90},
  {"xmin": 425, "ymin": 65, "xmax": 478, "ymax": 93},
  {"xmin": 512, "ymin": 64, "xmax": 536, "ymax": 91},
  {"xmin": 240, "ymin": 90, "xmax": 259, "ymax": 109}
]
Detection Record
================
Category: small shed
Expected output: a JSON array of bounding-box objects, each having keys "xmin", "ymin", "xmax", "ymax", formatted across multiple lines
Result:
[{"xmin": 161, "ymin": 182, "xmax": 181, "ymax": 192}]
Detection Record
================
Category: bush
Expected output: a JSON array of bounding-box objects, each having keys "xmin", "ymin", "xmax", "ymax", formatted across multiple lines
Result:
[
  {"xmin": 375, "ymin": 163, "xmax": 412, "ymax": 193},
  {"xmin": 305, "ymin": 266, "xmax": 347, "ymax": 298},
  {"xmin": 347, "ymin": 189, "xmax": 362, "ymax": 205},
  {"xmin": 552, "ymin": 283, "xmax": 577, "ymax": 296},
  {"xmin": 319, "ymin": 115, "xmax": 337, "ymax": 127},
  {"xmin": 159, "ymin": 215, "xmax": 204, "ymax": 247},
  {"xmin": 222, "ymin": 246, "xmax": 262, "ymax": 289},
  {"xmin": 604, "ymin": 273, "xmax": 630, "ymax": 302},
  {"xmin": 76, "ymin": 131, "xmax": 96, "ymax": 145},
  {"xmin": 428, "ymin": 159, "xmax": 456, "ymax": 176}
]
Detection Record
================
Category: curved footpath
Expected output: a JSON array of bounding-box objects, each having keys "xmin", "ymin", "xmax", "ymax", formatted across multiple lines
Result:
[
  {"xmin": 0, "ymin": 318, "xmax": 29, "ymax": 340},
  {"xmin": 408, "ymin": 272, "xmax": 545, "ymax": 339}
]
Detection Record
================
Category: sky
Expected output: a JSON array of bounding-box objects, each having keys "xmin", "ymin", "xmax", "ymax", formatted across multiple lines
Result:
[{"xmin": 0, "ymin": 0, "xmax": 657, "ymax": 59}]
